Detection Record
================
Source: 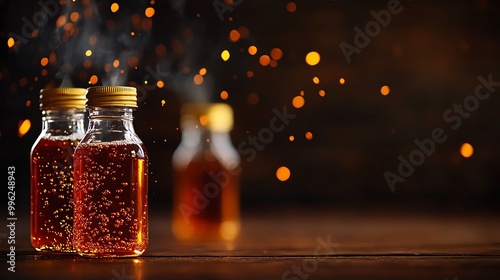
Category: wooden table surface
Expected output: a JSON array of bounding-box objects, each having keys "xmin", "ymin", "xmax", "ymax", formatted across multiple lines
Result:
[{"xmin": 2, "ymin": 209, "xmax": 500, "ymax": 279}]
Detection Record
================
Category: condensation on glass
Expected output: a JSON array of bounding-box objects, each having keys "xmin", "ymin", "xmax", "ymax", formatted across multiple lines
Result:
[
  {"xmin": 73, "ymin": 86, "xmax": 148, "ymax": 257},
  {"xmin": 172, "ymin": 103, "xmax": 241, "ymax": 242}
]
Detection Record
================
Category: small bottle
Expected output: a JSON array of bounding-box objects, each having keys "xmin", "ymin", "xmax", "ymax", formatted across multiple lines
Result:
[
  {"xmin": 172, "ymin": 103, "xmax": 241, "ymax": 242},
  {"xmin": 30, "ymin": 87, "xmax": 87, "ymax": 252},
  {"xmin": 73, "ymin": 86, "xmax": 148, "ymax": 257}
]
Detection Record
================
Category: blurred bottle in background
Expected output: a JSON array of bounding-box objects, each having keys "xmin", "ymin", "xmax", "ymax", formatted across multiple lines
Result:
[{"xmin": 172, "ymin": 103, "xmax": 241, "ymax": 242}]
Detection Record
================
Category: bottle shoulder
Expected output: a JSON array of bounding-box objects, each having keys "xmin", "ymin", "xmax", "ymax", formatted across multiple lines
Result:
[
  {"xmin": 172, "ymin": 143, "xmax": 239, "ymax": 171},
  {"xmin": 74, "ymin": 140, "xmax": 148, "ymax": 159}
]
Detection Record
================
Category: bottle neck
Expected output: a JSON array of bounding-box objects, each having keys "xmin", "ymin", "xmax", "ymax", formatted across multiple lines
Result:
[
  {"xmin": 41, "ymin": 109, "xmax": 86, "ymax": 137},
  {"xmin": 180, "ymin": 125, "xmax": 232, "ymax": 149},
  {"xmin": 86, "ymin": 107, "xmax": 139, "ymax": 142},
  {"xmin": 177, "ymin": 123, "xmax": 240, "ymax": 168}
]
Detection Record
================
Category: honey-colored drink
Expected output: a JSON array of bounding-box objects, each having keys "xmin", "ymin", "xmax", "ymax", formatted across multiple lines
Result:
[
  {"xmin": 73, "ymin": 141, "xmax": 148, "ymax": 257},
  {"xmin": 31, "ymin": 137, "xmax": 80, "ymax": 252},
  {"xmin": 172, "ymin": 103, "xmax": 241, "ymax": 242},
  {"xmin": 30, "ymin": 88, "xmax": 86, "ymax": 252},
  {"xmin": 72, "ymin": 86, "xmax": 149, "ymax": 257}
]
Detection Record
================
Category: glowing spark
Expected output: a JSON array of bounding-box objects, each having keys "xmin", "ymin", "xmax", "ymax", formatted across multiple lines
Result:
[
  {"xmin": 7, "ymin": 37, "xmax": 15, "ymax": 48},
  {"xmin": 248, "ymin": 46, "xmax": 257, "ymax": 55},
  {"xmin": 56, "ymin": 15, "xmax": 66, "ymax": 27},
  {"xmin": 161, "ymin": 100, "xmax": 166, "ymax": 106},
  {"xmin": 85, "ymin": 50, "xmax": 92, "ymax": 57},
  {"xmin": 145, "ymin": 7, "xmax": 155, "ymax": 18},
  {"xmin": 40, "ymin": 57, "xmax": 49, "ymax": 67},
  {"xmin": 289, "ymin": 135, "xmax": 295, "ymax": 142},
  {"xmin": 292, "ymin": 96, "xmax": 305, "ymax": 108},
  {"xmin": 460, "ymin": 143, "xmax": 474, "ymax": 158},
  {"xmin": 270, "ymin": 48, "xmax": 283, "ymax": 60},
  {"xmin": 276, "ymin": 166, "xmax": 291, "ymax": 182},
  {"xmin": 319, "ymin": 90, "xmax": 326, "ymax": 97},
  {"xmin": 305, "ymin": 131, "xmax": 313, "ymax": 140},
  {"xmin": 220, "ymin": 90, "xmax": 229, "ymax": 100},
  {"xmin": 194, "ymin": 74, "xmax": 204, "ymax": 85},
  {"xmin": 89, "ymin": 75, "xmax": 98, "ymax": 84},
  {"xmin": 157, "ymin": 80, "xmax": 164, "ymax": 88},
  {"xmin": 70, "ymin": 12, "xmax": 79, "ymax": 22},
  {"xmin": 221, "ymin": 50, "xmax": 230, "ymax": 61},
  {"xmin": 312, "ymin": 76, "xmax": 320, "ymax": 84},
  {"xmin": 199, "ymin": 68, "xmax": 207, "ymax": 75},
  {"xmin": 199, "ymin": 115, "xmax": 209, "ymax": 126},
  {"xmin": 18, "ymin": 119, "xmax": 31, "ymax": 138},
  {"xmin": 380, "ymin": 85, "xmax": 390, "ymax": 96},
  {"xmin": 113, "ymin": 59, "xmax": 120, "ymax": 68},
  {"xmin": 110, "ymin": 3, "xmax": 119, "ymax": 13},
  {"xmin": 259, "ymin": 55, "xmax": 270, "ymax": 66},
  {"xmin": 229, "ymin": 30, "xmax": 240, "ymax": 42},
  {"xmin": 305, "ymin": 51, "xmax": 320, "ymax": 66},
  {"xmin": 339, "ymin": 78, "xmax": 346, "ymax": 85}
]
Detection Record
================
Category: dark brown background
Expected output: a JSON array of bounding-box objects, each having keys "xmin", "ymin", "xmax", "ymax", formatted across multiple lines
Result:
[{"xmin": 1, "ymin": 0, "xmax": 500, "ymax": 241}]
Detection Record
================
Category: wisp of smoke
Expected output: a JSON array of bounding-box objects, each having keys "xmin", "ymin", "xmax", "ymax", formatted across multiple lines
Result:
[{"xmin": 48, "ymin": 1, "xmax": 151, "ymax": 88}]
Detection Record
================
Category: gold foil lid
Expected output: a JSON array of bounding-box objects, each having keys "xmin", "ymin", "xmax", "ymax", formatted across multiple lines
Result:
[
  {"xmin": 39, "ymin": 88, "xmax": 87, "ymax": 110},
  {"xmin": 86, "ymin": 86, "xmax": 138, "ymax": 108},
  {"xmin": 181, "ymin": 103, "xmax": 233, "ymax": 132}
]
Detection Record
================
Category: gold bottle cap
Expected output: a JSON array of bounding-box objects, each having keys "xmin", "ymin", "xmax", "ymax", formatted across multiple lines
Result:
[
  {"xmin": 181, "ymin": 103, "xmax": 233, "ymax": 132},
  {"xmin": 39, "ymin": 88, "xmax": 87, "ymax": 110},
  {"xmin": 86, "ymin": 86, "xmax": 138, "ymax": 108}
]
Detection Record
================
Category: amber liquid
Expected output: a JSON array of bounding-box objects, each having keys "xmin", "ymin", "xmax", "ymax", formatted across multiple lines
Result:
[
  {"xmin": 31, "ymin": 137, "xmax": 80, "ymax": 252},
  {"xmin": 173, "ymin": 151, "xmax": 240, "ymax": 241},
  {"xmin": 73, "ymin": 141, "xmax": 148, "ymax": 257}
]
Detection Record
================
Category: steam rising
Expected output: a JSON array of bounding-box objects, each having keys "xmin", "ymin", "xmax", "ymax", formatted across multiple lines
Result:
[
  {"xmin": 50, "ymin": 1, "xmax": 151, "ymax": 88},
  {"xmin": 154, "ymin": 0, "xmax": 242, "ymax": 103}
]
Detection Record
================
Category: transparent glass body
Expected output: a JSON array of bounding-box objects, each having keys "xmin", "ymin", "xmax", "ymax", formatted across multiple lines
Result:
[
  {"xmin": 172, "ymin": 111, "xmax": 241, "ymax": 242},
  {"xmin": 73, "ymin": 107, "xmax": 148, "ymax": 257},
  {"xmin": 30, "ymin": 109, "xmax": 85, "ymax": 252}
]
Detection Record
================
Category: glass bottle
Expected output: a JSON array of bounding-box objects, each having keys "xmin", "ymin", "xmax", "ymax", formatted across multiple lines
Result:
[
  {"xmin": 30, "ymin": 88, "xmax": 87, "ymax": 252},
  {"xmin": 73, "ymin": 86, "xmax": 148, "ymax": 257},
  {"xmin": 172, "ymin": 103, "xmax": 241, "ymax": 242}
]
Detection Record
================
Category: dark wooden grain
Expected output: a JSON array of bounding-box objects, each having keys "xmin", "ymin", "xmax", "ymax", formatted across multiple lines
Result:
[{"xmin": 3, "ymin": 209, "xmax": 500, "ymax": 279}]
